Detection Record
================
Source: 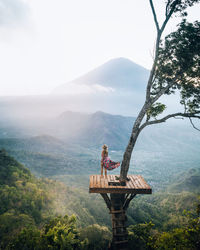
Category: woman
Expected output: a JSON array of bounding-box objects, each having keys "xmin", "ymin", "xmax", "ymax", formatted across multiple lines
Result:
[{"xmin": 101, "ymin": 144, "xmax": 120, "ymax": 177}]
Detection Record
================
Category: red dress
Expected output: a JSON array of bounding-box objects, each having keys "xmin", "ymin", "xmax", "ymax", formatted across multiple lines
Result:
[{"xmin": 102, "ymin": 156, "xmax": 120, "ymax": 171}]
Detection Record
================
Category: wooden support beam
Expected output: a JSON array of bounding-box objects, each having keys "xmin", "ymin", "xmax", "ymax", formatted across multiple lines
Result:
[
  {"xmin": 100, "ymin": 193, "xmax": 111, "ymax": 210},
  {"xmin": 123, "ymin": 194, "xmax": 136, "ymax": 211}
]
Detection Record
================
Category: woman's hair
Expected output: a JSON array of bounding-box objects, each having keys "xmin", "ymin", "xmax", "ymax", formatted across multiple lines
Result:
[
  {"xmin": 102, "ymin": 144, "xmax": 108, "ymax": 157},
  {"xmin": 102, "ymin": 144, "xmax": 108, "ymax": 150}
]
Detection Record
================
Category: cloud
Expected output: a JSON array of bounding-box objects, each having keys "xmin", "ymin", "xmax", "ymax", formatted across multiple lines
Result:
[
  {"xmin": 0, "ymin": 0, "xmax": 29, "ymax": 27},
  {"xmin": 53, "ymin": 83, "xmax": 115, "ymax": 95}
]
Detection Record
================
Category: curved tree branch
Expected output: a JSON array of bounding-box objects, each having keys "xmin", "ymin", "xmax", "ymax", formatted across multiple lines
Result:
[
  {"xmin": 140, "ymin": 111, "xmax": 200, "ymax": 132},
  {"xmin": 189, "ymin": 117, "xmax": 200, "ymax": 131}
]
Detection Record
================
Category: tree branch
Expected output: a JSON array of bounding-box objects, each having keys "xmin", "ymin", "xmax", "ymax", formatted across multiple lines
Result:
[
  {"xmin": 149, "ymin": 0, "xmax": 160, "ymax": 31},
  {"xmin": 151, "ymin": 69, "xmax": 185, "ymax": 104},
  {"xmin": 189, "ymin": 117, "xmax": 200, "ymax": 132},
  {"xmin": 146, "ymin": 0, "xmax": 179, "ymax": 101},
  {"xmin": 140, "ymin": 112, "xmax": 200, "ymax": 131},
  {"xmin": 160, "ymin": 0, "xmax": 179, "ymax": 34},
  {"xmin": 146, "ymin": 0, "xmax": 162, "ymax": 101},
  {"xmin": 152, "ymin": 81, "xmax": 175, "ymax": 103},
  {"xmin": 165, "ymin": 0, "xmax": 171, "ymax": 17}
]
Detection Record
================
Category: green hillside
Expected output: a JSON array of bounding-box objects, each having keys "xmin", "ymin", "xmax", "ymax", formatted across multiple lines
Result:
[
  {"xmin": 0, "ymin": 149, "xmax": 112, "ymax": 249},
  {"xmin": 0, "ymin": 149, "xmax": 31, "ymax": 185},
  {"xmin": 0, "ymin": 149, "xmax": 200, "ymax": 249},
  {"xmin": 168, "ymin": 168, "xmax": 200, "ymax": 193},
  {"xmin": 0, "ymin": 149, "xmax": 49, "ymax": 248},
  {"xmin": 0, "ymin": 137, "xmax": 100, "ymax": 177}
]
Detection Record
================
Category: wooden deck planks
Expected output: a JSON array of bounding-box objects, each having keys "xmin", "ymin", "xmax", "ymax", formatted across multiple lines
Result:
[
  {"xmin": 126, "ymin": 178, "xmax": 132, "ymax": 189},
  {"xmin": 134, "ymin": 176, "xmax": 142, "ymax": 189},
  {"xmin": 89, "ymin": 175, "xmax": 152, "ymax": 194},
  {"xmin": 140, "ymin": 175, "xmax": 150, "ymax": 189},
  {"xmin": 90, "ymin": 175, "xmax": 93, "ymax": 187},
  {"xmin": 94, "ymin": 175, "xmax": 97, "ymax": 188},
  {"xmin": 129, "ymin": 176, "xmax": 137, "ymax": 189}
]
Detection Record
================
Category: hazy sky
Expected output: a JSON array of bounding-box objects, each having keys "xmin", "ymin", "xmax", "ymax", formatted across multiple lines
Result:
[{"xmin": 0, "ymin": 0, "xmax": 199, "ymax": 96}]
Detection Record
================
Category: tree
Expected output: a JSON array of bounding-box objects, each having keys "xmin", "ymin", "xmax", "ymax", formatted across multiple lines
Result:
[
  {"xmin": 39, "ymin": 214, "xmax": 85, "ymax": 250},
  {"xmin": 120, "ymin": 0, "xmax": 200, "ymax": 182},
  {"xmin": 79, "ymin": 224, "xmax": 112, "ymax": 250},
  {"xmin": 151, "ymin": 200, "xmax": 200, "ymax": 249},
  {"xmin": 127, "ymin": 222, "xmax": 154, "ymax": 250}
]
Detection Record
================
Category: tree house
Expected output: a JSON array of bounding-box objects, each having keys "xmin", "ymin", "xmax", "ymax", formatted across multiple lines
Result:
[{"xmin": 89, "ymin": 175, "xmax": 152, "ymax": 250}]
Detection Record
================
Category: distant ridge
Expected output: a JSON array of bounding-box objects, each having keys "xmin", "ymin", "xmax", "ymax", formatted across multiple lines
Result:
[{"xmin": 55, "ymin": 110, "xmax": 135, "ymax": 149}]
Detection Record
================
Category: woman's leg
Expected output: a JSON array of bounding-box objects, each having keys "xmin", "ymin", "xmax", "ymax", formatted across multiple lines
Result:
[
  {"xmin": 101, "ymin": 162, "xmax": 103, "ymax": 177},
  {"xmin": 105, "ymin": 168, "xmax": 107, "ymax": 177}
]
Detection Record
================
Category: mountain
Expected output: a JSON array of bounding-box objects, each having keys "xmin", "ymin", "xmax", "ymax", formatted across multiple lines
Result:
[
  {"xmin": 53, "ymin": 111, "xmax": 135, "ymax": 150},
  {"xmin": 0, "ymin": 57, "xmax": 179, "ymax": 124},
  {"xmin": 53, "ymin": 57, "xmax": 149, "ymax": 94},
  {"xmin": 50, "ymin": 110, "xmax": 200, "ymax": 154},
  {"xmin": 51, "ymin": 58, "xmax": 150, "ymax": 115}
]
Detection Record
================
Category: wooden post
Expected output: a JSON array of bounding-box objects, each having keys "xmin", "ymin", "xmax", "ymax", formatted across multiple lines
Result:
[
  {"xmin": 99, "ymin": 192, "xmax": 137, "ymax": 250},
  {"xmin": 110, "ymin": 193, "xmax": 128, "ymax": 250}
]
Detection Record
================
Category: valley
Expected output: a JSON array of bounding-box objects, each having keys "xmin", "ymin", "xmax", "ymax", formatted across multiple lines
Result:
[
  {"xmin": 0, "ymin": 58, "xmax": 199, "ymax": 249},
  {"xmin": 0, "ymin": 110, "xmax": 199, "ymax": 191}
]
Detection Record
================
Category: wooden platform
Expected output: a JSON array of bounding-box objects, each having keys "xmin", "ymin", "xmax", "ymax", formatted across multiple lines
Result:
[{"xmin": 89, "ymin": 175, "xmax": 152, "ymax": 194}]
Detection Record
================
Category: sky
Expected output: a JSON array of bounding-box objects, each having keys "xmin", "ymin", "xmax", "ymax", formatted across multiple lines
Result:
[{"xmin": 0, "ymin": 0, "xmax": 199, "ymax": 96}]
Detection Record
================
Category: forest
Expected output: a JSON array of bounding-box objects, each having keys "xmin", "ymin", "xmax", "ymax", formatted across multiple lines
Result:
[{"xmin": 0, "ymin": 149, "xmax": 200, "ymax": 249}]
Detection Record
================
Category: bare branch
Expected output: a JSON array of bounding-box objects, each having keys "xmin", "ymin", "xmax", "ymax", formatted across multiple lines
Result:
[
  {"xmin": 165, "ymin": 0, "xmax": 171, "ymax": 17},
  {"xmin": 189, "ymin": 117, "xmax": 200, "ymax": 132},
  {"xmin": 146, "ymin": 0, "xmax": 179, "ymax": 101},
  {"xmin": 146, "ymin": 0, "xmax": 162, "ymax": 101},
  {"xmin": 140, "ymin": 111, "xmax": 200, "ymax": 131},
  {"xmin": 149, "ymin": 0, "xmax": 160, "ymax": 31}
]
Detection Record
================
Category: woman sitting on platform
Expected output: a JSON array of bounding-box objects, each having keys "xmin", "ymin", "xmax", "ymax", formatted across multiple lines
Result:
[{"xmin": 101, "ymin": 144, "xmax": 120, "ymax": 177}]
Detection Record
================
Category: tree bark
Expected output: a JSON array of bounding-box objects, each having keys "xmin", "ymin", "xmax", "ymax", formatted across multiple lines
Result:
[{"xmin": 120, "ymin": 104, "xmax": 148, "ymax": 182}]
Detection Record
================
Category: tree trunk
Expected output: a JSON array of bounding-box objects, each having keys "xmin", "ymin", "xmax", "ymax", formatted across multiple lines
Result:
[
  {"xmin": 120, "ymin": 104, "xmax": 148, "ymax": 182},
  {"xmin": 100, "ymin": 192, "xmax": 137, "ymax": 249},
  {"xmin": 110, "ymin": 193, "xmax": 128, "ymax": 250}
]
